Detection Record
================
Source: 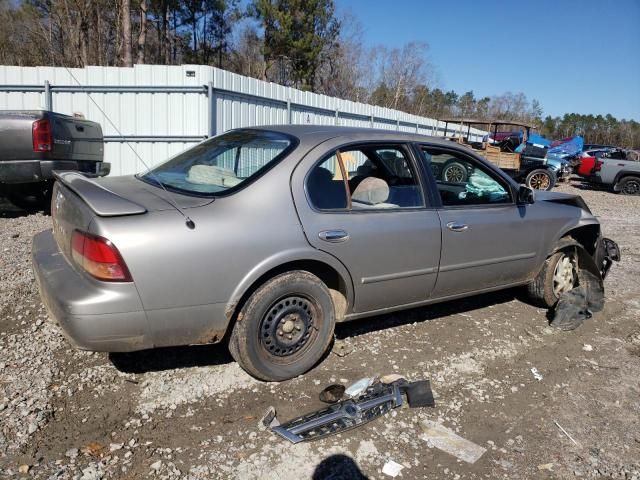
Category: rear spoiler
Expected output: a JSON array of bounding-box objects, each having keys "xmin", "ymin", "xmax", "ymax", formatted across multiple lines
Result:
[{"xmin": 54, "ymin": 171, "xmax": 147, "ymax": 217}]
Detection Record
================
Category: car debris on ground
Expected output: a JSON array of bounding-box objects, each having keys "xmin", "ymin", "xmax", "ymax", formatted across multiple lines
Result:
[
  {"xmin": 420, "ymin": 420, "xmax": 487, "ymax": 464},
  {"xmin": 530, "ymin": 367, "xmax": 544, "ymax": 381},
  {"xmin": 381, "ymin": 459, "xmax": 405, "ymax": 477},
  {"xmin": 319, "ymin": 384, "xmax": 346, "ymax": 404},
  {"xmin": 554, "ymin": 420, "xmax": 579, "ymax": 446},
  {"xmin": 1, "ymin": 181, "xmax": 638, "ymax": 479},
  {"xmin": 270, "ymin": 376, "xmax": 435, "ymax": 444}
]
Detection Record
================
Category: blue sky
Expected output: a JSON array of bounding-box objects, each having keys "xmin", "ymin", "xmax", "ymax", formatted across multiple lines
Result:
[{"xmin": 336, "ymin": 0, "xmax": 640, "ymax": 120}]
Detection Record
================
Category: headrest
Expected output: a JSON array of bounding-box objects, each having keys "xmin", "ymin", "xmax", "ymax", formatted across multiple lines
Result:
[
  {"xmin": 309, "ymin": 166, "xmax": 333, "ymax": 183},
  {"xmin": 351, "ymin": 177, "xmax": 390, "ymax": 204}
]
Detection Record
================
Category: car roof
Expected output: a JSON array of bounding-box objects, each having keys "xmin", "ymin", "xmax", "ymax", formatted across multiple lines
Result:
[{"xmin": 247, "ymin": 124, "xmax": 460, "ymax": 148}]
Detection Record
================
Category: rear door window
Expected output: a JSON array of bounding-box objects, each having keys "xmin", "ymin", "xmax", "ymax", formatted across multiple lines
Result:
[{"xmin": 306, "ymin": 145, "xmax": 425, "ymax": 211}]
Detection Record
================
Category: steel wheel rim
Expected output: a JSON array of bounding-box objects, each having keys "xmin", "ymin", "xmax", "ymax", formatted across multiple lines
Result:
[
  {"xmin": 529, "ymin": 173, "xmax": 551, "ymax": 190},
  {"xmin": 623, "ymin": 179, "xmax": 640, "ymax": 195},
  {"xmin": 553, "ymin": 253, "xmax": 577, "ymax": 297},
  {"xmin": 260, "ymin": 295, "xmax": 318, "ymax": 360},
  {"xmin": 444, "ymin": 164, "xmax": 465, "ymax": 183}
]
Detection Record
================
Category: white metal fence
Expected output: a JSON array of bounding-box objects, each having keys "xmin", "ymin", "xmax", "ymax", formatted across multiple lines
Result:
[{"xmin": 0, "ymin": 64, "xmax": 486, "ymax": 176}]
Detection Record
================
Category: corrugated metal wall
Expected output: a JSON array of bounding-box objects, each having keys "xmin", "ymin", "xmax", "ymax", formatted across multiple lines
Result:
[{"xmin": 0, "ymin": 64, "xmax": 486, "ymax": 176}]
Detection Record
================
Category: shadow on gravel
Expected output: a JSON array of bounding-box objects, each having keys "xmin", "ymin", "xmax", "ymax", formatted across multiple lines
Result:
[
  {"xmin": 313, "ymin": 454, "xmax": 368, "ymax": 480},
  {"xmin": 110, "ymin": 289, "xmax": 523, "ymax": 373},
  {"xmin": 0, "ymin": 196, "xmax": 27, "ymax": 218},
  {"xmin": 0, "ymin": 195, "xmax": 49, "ymax": 218},
  {"xmin": 335, "ymin": 288, "xmax": 520, "ymax": 340},
  {"xmin": 109, "ymin": 342, "xmax": 234, "ymax": 374},
  {"xmin": 570, "ymin": 181, "xmax": 611, "ymax": 193},
  {"xmin": 109, "ymin": 289, "xmax": 520, "ymax": 374}
]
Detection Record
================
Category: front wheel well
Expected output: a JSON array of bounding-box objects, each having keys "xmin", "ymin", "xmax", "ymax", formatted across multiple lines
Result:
[
  {"xmin": 227, "ymin": 260, "xmax": 350, "ymax": 330},
  {"xmin": 558, "ymin": 225, "xmax": 600, "ymax": 257}
]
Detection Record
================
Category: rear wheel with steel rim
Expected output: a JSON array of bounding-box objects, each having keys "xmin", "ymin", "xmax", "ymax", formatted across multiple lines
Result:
[
  {"xmin": 618, "ymin": 176, "xmax": 640, "ymax": 195},
  {"xmin": 525, "ymin": 168, "xmax": 556, "ymax": 191},
  {"xmin": 229, "ymin": 271, "xmax": 335, "ymax": 381},
  {"xmin": 527, "ymin": 249, "xmax": 578, "ymax": 308},
  {"xmin": 260, "ymin": 295, "xmax": 318, "ymax": 359}
]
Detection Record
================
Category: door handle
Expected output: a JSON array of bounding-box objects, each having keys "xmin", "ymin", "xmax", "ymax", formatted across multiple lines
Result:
[
  {"xmin": 318, "ymin": 230, "xmax": 349, "ymax": 243},
  {"xmin": 446, "ymin": 222, "xmax": 469, "ymax": 232}
]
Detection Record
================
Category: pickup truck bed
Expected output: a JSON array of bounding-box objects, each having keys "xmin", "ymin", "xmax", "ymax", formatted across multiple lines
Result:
[{"xmin": 0, "ymin": 110, "xmax": 110, "ymax": 209}]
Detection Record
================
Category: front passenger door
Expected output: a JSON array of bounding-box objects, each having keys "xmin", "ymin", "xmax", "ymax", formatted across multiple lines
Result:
[{"xmin": 420, "ymin": 146, "xmax": 542, "ymax": 298}]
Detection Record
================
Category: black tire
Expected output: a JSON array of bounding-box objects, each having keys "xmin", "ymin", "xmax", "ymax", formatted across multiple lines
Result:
[
  {"xmin": 4, "ymin": 182, "xmax": 52, "ymax": 212},
  {"xmin": 525, "ymin": 168, "xmax": 556, "ymax": 191},
  {"xmin": 527, "ymin": 250, "xmax": 578, "ymax": 308},
  {"xmin": 617, "ymin": 176, "xmax": 640, "ymax": 195},
  {"xmin": 228, "ymin": 271, "xmax": 335, "ymax": 381},
  {"xmin": 442, "ymin": 160, "xmax": 468, "ymax": 183}
]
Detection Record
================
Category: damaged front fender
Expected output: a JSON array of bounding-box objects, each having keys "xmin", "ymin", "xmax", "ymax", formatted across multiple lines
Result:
[{"xmin": 551, "ymin": 237, "xmax": 620, "ymax": 331}]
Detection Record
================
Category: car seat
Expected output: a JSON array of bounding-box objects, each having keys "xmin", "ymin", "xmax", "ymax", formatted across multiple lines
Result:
[
  {"xmin": 351, "ymin": 177, "xmax": 397, "ymax": 209},
  {"xmin": 307, "ymin": 166, "xmax": 347, "ymax": 209}
]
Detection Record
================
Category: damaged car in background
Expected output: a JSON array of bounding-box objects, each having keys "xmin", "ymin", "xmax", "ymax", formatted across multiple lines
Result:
[{"xmin": 32, "ymin": 126, "xmax": 619, "ymax": 381}]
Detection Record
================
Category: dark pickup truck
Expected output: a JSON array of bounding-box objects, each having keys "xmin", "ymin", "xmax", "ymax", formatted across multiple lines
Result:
[{"xmin": 0, "ymin": 110, "xmax": 109, "ymax": 209}]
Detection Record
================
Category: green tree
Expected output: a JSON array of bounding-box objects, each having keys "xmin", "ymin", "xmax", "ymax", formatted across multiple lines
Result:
[{"xmin": 250, "ymin": 0, "xmax": 340, "ymax": 90}]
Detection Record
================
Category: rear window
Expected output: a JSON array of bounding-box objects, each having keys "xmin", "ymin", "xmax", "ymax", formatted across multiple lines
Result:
[{"xmin": 140, "ymin": 130, "xmax": 294, "ymax": 196}]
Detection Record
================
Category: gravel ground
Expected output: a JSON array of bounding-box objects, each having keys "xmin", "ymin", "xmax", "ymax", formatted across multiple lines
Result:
[{"xmin": 1, "ymin": 180, "xmax": 639, "ymax": 479}]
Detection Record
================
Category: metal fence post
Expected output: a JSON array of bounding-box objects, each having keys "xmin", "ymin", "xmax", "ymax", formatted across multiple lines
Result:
[
  {"xmin": 287, "ymin": 98, "xmax": 292, "ymax": 124},
  {"xmin": 370, "ymin": 114, "xmax": 374, "ymax": 128},
  {"xmin": 44, "ymin": 80, "xmax": 52, "ymax": 111},
  {"xmin": 396, "ymin": 118, "xmax": 400, "ymax": 131},
  {"xmin": 207, "ymin": 81, "xmax": 216, "ymax": 137},
  {"xmin": 416, "ymin": 123, "xmax": 419, "ymax": 134},
  {"xmin": 335, "ymin": 108, "xmax": 339, "ymax": 126}
]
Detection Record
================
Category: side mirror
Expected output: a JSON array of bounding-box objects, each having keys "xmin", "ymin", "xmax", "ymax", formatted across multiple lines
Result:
[{"xmin": 517, "ymin": 185, "xmax": 535, "ymax": 204}]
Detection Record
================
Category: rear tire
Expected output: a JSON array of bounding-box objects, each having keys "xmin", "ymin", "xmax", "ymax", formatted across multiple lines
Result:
[
  {"xmin": 228, "ymin": 271, "xmax": 335, "ymax": 381},
  {"xmin": 525, "ymin": 169, "xmax": 556, "ymax": 191},
  {"xmin": 527, "ymin": 250, "xmax": 578, "ymax": 308},
  {"xmin": 617, "ymin": 176, "xmax": 640, "ymax": 195}
]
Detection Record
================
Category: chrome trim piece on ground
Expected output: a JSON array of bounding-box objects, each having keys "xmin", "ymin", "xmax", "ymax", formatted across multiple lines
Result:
[{"xmin": 272, "ymin": 383, "xmax": 403, "ymax": 444}]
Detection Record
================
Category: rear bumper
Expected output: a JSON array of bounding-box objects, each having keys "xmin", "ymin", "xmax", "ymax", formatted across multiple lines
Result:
[
  {"xmin": 32, "ymin": 229, "xmax": 152, "ymax": 352},
  {"xmin": 0, "ymin": 160, "xmax": 110, "ymax": 184}
]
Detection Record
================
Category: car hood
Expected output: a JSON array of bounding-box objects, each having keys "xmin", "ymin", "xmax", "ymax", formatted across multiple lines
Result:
[{"xmin": 535, "ymin": 190, "xmax": 591, "ymax": 213}]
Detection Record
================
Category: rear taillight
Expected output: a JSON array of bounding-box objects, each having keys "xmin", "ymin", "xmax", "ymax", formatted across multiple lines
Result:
[
  {"xmin": 32, "ymin": 118, "xmax": 52, "ymax": 152},
  {"xmin": 71, "ymin": 230, "xmax": 132, "ymax": 282},
  {"xmin": 594, "ymin": 159, "xmax": 603, "ymax": 172}
]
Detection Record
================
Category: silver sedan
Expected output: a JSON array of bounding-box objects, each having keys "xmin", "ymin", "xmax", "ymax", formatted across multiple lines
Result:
[{"xmin": 33, "ymin": 126, "xmax": 617, "ymax": 380}]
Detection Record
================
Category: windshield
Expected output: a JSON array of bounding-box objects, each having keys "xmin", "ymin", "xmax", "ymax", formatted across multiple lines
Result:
[{"xmin": 140, "ymin": 130, "xmax": 293, "ymax": 196}]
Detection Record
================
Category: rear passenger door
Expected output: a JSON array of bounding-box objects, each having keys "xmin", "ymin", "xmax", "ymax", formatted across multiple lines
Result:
[
  {"xmin": 292, "ymin": 141, "xmax": 442, "ymax": 313},
  {"xmin": 418, "ymin": 145, "xmax": 542, "ymax": 298}
]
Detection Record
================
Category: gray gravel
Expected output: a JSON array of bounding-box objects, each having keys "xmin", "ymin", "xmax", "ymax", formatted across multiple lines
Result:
[{"xmin": 0, "ymin": 181, "xmax": 639, "ymax": 479}]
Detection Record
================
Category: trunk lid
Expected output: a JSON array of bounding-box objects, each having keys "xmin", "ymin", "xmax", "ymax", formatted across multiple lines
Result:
[
  {"xmin": 55, "ymin": 172, "xmax": 213, "ymax": 215},
  {"xmin": 51, "ymin": 172, "xmax": 213, "ymax": 259}
]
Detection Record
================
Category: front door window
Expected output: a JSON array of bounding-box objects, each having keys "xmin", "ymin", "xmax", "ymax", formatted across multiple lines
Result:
[{"xmin": 421, "ymin": 148, "xmax": 512, "ymax": 206}]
